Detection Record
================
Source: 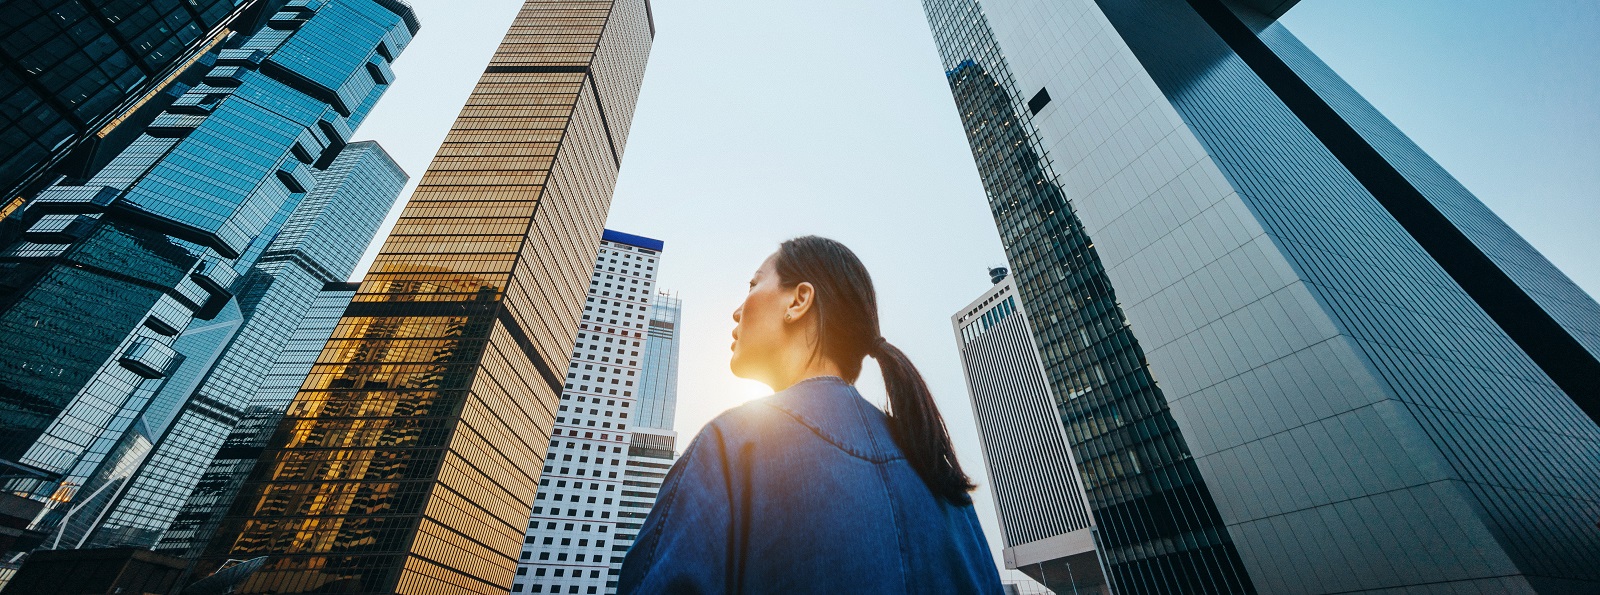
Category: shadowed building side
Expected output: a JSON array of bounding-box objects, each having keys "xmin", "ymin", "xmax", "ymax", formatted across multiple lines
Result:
[{"xmin": 0, "ymin": 0, "xmax": 291, "ymax": 205}]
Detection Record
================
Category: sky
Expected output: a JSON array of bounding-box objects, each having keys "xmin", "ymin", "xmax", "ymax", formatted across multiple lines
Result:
[{"xmin": 350, "ymin": 0, "xmax": 1599, "ymax": 586}]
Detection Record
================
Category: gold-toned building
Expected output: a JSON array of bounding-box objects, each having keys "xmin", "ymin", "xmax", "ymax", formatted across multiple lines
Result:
[{"xmin": 195, "ymin": 1, "xmax": 655, "ymax": 592}]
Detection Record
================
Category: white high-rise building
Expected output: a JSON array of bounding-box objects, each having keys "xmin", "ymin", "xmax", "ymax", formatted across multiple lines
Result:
[
  {"xmin": 953, "ymin": 268, "xmax": 1106, "ymax": 595},
  {"xmin": 515, "ymin": 230, "xmax": 680, "ymax": 595}
]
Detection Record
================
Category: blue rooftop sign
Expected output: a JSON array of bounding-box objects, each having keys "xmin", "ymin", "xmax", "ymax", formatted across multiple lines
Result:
[{"xmin": 601, "ymin": 229, "xmax": 664, "ymax": 252}]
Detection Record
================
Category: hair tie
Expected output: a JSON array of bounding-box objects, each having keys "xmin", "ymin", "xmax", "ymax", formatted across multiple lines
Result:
[{"xmin": 873, "ymin": 336, "xmax": 890, "ymax": 355}]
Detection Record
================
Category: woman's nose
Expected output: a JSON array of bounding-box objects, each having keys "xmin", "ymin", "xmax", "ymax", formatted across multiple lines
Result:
[{"xmin": 731, "ymin": 306, "xmax": 741, "ymax": 323}]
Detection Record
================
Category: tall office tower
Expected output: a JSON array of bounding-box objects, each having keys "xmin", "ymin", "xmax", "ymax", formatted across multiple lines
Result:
[
  {"xmin": 922, "ymin": 0, "xmax": 1600, "ymax": 593},
  {"xmin": 157, "ymin": 282, "xmax": 359, "ymax": 559},
  {"xmin": 0, "ymin": 0, "xmax": 417, "ymax": 555},
  {"xmin": 513, "ymin": 230, "xmax": 664, "ymax": 595},
  {"xmin": 72, "ymin": 142, "xmax": 407, "ymax": 551},
  {"xmin": 197, "ymin": 2, "xmax": 655, "ymax": 592},
  {"xmin": 952, "ymin": 269, "xmax": 1104, "ymax": 594},
  {"xmin": 0, "ymin": 0, "xmax": 287, "ymax": 206},
  {"xmin": 635, "ymin": 292, "xmax": 681, "ymax": 430}
]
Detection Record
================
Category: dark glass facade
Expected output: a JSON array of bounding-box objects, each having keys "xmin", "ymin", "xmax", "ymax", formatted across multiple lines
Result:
[
  {"xmin": 39, "ymin": 298, "xmax": 244, "ymax": 552},
  {"xmin": 195, "ymin": 1, "xmax": 655, "ymax": 593},
  {"xmin": 80, "ymin": 141, "xmax": 407, "ymax": 550},
  {"xmin": 924, "ymin": 0, "xmax": 1600, "ymax": 593},
  {"xmin": 0, "ymin": 0, "xmax": 417, "ymax": 562},
  {"xmin": 0, "ymin": 0, "xmax": 283, "ymax": 203}
]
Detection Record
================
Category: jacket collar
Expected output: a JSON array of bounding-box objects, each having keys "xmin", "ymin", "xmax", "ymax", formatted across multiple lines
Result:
[{"xmin": 761, "ymin": 376, "xmax": 902, "ymax": 463}]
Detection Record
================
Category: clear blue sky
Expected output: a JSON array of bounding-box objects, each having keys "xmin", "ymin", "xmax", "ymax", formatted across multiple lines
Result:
[{"xmin": 352, "ymin": 0, "xmax": 1598, "ymax": 584}]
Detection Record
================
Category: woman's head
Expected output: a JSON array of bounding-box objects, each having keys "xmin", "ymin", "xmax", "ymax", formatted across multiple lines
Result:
[
  {"xmin": 730, "ymin": 236, "xmax": 976, "ymax": 503},
  {"xmin": 730, "ymin": 236, "xmax": 877, "ymax": 387}
]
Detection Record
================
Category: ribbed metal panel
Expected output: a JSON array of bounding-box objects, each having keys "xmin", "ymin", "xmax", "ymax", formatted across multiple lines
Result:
[{"xmin": 958, "ymin": 288, "xmax": 1093, "ymax": 547}]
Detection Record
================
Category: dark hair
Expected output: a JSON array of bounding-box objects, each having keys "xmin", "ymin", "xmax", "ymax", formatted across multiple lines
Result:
[{"xmin": 773, "ymin": 236, "xmax": 976, "ymax": 504}]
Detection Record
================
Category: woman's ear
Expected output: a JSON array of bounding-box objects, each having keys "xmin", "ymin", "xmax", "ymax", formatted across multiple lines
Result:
[{"xmin": 787, "ymin": 281, "xmax": 816, "ymax": 323}]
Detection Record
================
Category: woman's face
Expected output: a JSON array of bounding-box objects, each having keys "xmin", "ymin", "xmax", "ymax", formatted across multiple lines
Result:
[{"xmin": 730, "ymin": 253, "xmax": 791, "ymax": 384}]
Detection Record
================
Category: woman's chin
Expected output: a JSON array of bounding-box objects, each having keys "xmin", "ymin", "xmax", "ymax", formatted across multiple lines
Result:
[{"xmin": 728, "ymin": 354, "xmax": 756, "ymax": 381}]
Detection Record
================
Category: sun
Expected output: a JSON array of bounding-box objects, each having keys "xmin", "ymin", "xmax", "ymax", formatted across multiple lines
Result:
[{"xmin": 731, "ymin": 378, "xmax": 773, "ymax": 402}]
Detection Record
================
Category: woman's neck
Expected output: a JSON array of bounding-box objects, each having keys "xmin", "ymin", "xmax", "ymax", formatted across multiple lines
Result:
[{"xmin": 769, "ymin": 358, "xmax": 847, "ymax": 392}]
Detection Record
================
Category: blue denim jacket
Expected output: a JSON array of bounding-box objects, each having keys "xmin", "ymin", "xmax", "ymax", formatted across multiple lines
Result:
[{"xmin": 618, "ymin": 376, "xmax": 1004, "ymax": 594}]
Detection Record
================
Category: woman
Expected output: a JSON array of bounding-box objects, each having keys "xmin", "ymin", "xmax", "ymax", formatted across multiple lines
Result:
[{"xmin": 618, "ymin": 236, "xmax": 1003, "ymax": 594}]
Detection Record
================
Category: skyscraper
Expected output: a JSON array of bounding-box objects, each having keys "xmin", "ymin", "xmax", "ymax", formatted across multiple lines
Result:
[
  {"xmin": 157, "ymin": 282, "xmax": 361, "ymax": 559},
  {"xmin": 513, "ymin": 230, "xmax": 669, "ymax": 595},
  {"xmin": 0, "ymin": 0, "xmax": 287, "ymax": 208},
  {"xmin": 0, "ymin": 0, "xmax": 417, "ymax": 557},
  {"xmin": 74, "ymin": 141, "xmax": 407, "ymax": 551},
  {"xmin": 635, "ymin": 292, "xmax": 681, "ymax": 431},
  {"xmin": 196, "ymin": 2, "xmax": 655, "ymax": 592},
  {"xmin": 923, "ymin": 0, "xmax": 1600, "ymax": 593},
  {"xmin": 952, "ymin": 269, "xmax": 1104, "ymax": 594}
]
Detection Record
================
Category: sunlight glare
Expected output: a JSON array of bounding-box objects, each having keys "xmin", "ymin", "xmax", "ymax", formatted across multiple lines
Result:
[{"xmin": 732, "ymin": 378, "xmax": 772, "ymax": 402}]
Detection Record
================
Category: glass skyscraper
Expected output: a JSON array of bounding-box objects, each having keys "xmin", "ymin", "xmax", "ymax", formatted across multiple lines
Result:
[
  {"xmin": 0, "ymin": 0, "xmax": 286, "ymax": 204},
  {"xmin": 76, "ymin": 141, "xmax": 407, "ymax": 551},
  {"xmin": 195, "ymin": 1, "xmax": 656, "ymax": 592},
  {"xmin": 635, "ymin": 292, "xmax": 680, "ymax": 431},
  {"xmin": 0, "ymin": 0, "xmax": 417, "ymax": 562},
  {"xmin": 157, "ymin": 282, "xmax": 360, "ymax": 559},
  {"xmin": 952, "ymin": 271, "xmax": 1104, "ymax": 594},
  {"xmin": 923, "ymin": 0, "xmax": 1600, "ymax": 593}
]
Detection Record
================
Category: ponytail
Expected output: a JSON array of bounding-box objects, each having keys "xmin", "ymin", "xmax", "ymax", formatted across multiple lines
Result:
[
  {"xmin": 773, "ymin": 236, "xmax": 977, "ymax": 505},
  {"xmin": 871, "ymin": 338, "xmax": 977, "ymax": 504}
]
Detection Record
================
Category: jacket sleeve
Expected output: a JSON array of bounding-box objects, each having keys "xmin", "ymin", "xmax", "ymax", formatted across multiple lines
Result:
[{"xmin": 617, "ymin": 422, "xmax": 742, "ymax": 594}]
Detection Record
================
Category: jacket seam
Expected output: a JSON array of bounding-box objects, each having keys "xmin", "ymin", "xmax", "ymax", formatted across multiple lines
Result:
[
  {"xmin": 759, "ymin": 401, "xmax": 905, "ymax": 464},
  {"xmin": 853, "ymin": 391, "xmax": 913, "ymax": 593},
  {"xmin": 873, "ymin": 462, "xmax": 912, "ymax": 593}
]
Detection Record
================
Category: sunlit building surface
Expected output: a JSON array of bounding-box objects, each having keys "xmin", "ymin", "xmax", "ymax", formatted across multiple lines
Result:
[
  {"xmin": 78, "ymin": 142, "xmax": 406, "ymax": 550},
  {"xmin": 952, "ymin": 270, "xmax": 1105, "ymax": 594},
  {"xmin": 196, "ymin": 1, "xmax": 655, "ymax": 592},
  {"xmin": 0, "ymin": 0, "xmax": 416, "ymax": 568},
  {"xmin": 923, "ymin": 0, "xmax": 1600, "ymax": 592},
  {"xmin": 514, "ymin": 230, "xmax": 672, "ymax": 595}
]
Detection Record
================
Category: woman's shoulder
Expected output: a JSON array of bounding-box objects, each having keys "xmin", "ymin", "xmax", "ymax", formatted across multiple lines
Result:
[
  {"xmin": 683, "ymin": 377, "xmax": 897, "ymax": 464},
  {"xmin": 684, "ymin": 386, "xmax": 841, "ymax": 459},
  {"xmin": 696, "ymin": 394, "xmax": 799, "ymax": 443}
]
